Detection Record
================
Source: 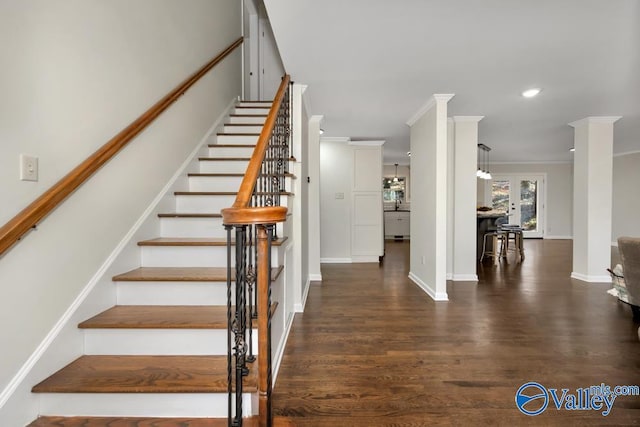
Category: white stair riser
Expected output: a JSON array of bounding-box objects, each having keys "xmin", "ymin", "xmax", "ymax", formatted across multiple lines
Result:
[
  {"xmin": 189, "ymin": 175, "xmax": 243, "ymax": 192},
  {"xmin": 176, "ymin": 195, "xmax": 289, "ymax": 213},
  {"xmin": 160, "ymin": 217, "xmax": 226, "ymax": 238},
  {"xmin": 208, "ymin": 146, "xmax": 255, "ymax": 158},
  {"xmin": 199, "ymin": 160, "xmax": 249, "ymax": 174},
  {"xmin": 215, "ymin": 134, "xmax": 260, "ymax": 145},
  {"xmin": 84, "ymin": 329, "xmax": 258, "ymax": 356},
  {"xmin": 234, "ymin": 107, "xmax": 270, "ymax": 115},
  {"xmin": 140, "ymin": 245, "xmax": 280, "ymax": 268},
  {"xmin": 228, "ymin": 115, "xmax": 266, "ymax": 124},
  {"xmin": 176, "ymin": 194, "xmax": 235, "ymax": 213},
  {"xmin": 189, "ymin": 176, "xmax": 292, "ymax": 193},
  {"xmin": 38, "ymin": 393, "xmax": 254, "ymax": 417},
  {"xmin": 116, "ymin": 281, "xmax": 229, "ymax": 306},
  {"xmin": 237, "ymin": 102, "xmax": 272, "ymax": 108},
  {"xmin": 223, "ymin": 125, "xmax": 263, "ymax": 133},
  {"xmin": 160, "ymin": 217, "xmax": 285, "ymax": 238}
]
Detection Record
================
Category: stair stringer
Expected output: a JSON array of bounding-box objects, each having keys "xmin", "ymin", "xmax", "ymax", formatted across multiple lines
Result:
[{"xmin": 0, "ymin": 97, "xmax": 238, "ymax": 427}]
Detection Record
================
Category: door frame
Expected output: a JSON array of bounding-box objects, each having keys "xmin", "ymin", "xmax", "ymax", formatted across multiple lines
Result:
[{"xmin": 488, "ymin": 173, "xmax": 546, "ymax": 238}]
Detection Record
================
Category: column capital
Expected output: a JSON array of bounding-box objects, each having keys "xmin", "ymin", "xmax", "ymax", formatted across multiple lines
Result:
[
  {"xmin": 568, "ymin": 116, "xmax": 622, "ymax": 128},
  {"xmin": 452, "ymin": 116, "xmax": 484, "ymax": 123},
  {"xmin": 406, "ymin": 94, "xmax": 455, "ymax": 126}
]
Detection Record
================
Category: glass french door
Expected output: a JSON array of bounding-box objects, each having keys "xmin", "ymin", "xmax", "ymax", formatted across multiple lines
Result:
[{"xmin": 490, "ymin": 174, "xmax": 545, "ymax": 238}]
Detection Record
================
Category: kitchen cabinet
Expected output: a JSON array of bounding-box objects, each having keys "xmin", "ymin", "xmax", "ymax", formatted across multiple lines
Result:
[{"xmin": 384, "ymin": 211, "xmax": 410, "ymax": 239}]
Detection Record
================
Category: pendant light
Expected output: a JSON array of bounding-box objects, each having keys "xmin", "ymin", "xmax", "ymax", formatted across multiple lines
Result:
[
  {"xmin": 393, "ymin": 163, "xmax": 399, "ymax": 182},
  {"xmin": 477, "ymin": 144, "xmax": 493, "ymax": 180}
]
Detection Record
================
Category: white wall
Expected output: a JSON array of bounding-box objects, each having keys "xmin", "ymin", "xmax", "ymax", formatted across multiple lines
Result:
[
  {"xmin": 483, "ymin": 163, "xmax": 574, "ymax": 239},
  {"xmin": 0, "ymin": 0, "xmax": 241, "ymax": 415},
  {"xmin": 612, "ymin": 152, "xmax": 640, "ymax": 242},
  {"xmin": 320, "ymin": 139, "xmax": 352, "ymax": 261}
]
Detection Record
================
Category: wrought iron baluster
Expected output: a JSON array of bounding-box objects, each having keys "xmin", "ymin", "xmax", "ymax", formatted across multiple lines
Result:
[
  {"xmin": 226, "ymin": 76, "xmax": 291, "ymax": 427},
  {"xmin": 225, "ymin": 225, "xmax": 234, "ymax": 427}
]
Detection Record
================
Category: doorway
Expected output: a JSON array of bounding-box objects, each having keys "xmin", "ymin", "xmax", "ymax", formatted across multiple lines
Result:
[{"xmin": 490, "ymin": 174, "xmax": 545, "ymax": 238}]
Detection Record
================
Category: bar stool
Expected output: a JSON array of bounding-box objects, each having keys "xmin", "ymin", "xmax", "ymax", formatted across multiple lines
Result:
[
  {"xmin": 502, "ymin": 224, "xmax": 525, "ymax": 261},
  {"xmin": 480, "ymin": 230, "xmax": 507, "ymax": 265}
]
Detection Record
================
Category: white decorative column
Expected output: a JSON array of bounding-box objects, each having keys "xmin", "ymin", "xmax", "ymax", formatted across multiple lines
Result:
[
  {"xmin": 452, "ymin": 116, "xmax": 483, "ymax": 281},
  {"xmin": 307, "ymin": 115, "xmax": 323, "ymax": 283},
  {"xmin": 407, "ymin": 94, "xmax": 454, "ymax": 301},
  {"xmin": 290, "ymin": 83, "xmax": 306, "ymax": 311},
  {"xmin": 569, "ymin": 116, "xmax": 621, "ymax": 282}
]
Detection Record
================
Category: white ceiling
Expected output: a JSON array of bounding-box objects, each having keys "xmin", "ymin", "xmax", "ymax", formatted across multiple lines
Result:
[{"xmin": 264, "ymin": 0, "xmax": 640, "ymax": 164}]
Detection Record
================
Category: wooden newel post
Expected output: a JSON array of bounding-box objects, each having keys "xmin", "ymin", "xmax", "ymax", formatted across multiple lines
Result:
[{"xmin": 256, "ymin": 224, "xmax": 272, "ymax": 427}]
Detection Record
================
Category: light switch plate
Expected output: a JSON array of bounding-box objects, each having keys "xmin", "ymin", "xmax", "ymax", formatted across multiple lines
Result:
[{"xmin": 20, "ymin": 154, "xmax": 38, "ymax": 181}]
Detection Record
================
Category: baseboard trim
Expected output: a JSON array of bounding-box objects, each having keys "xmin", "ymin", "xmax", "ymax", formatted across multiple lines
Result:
[
  {"xmin": 0, "ymin": 97, "xmax": 237, "ymax": 414},
  {"xmin": 408, "ymin": 272, "xmax": 449, "ymax": 301},
  {"xmin": 321, "ymin": 257, "xmax": 352, "ymax": 263},
  {"xmin": 308, "ymin": 273, "xmax": 323, "ymax": 282},
  {"xmin": 272, "ymin": 310, "xmax": 295, "ymax": 386},
  {"xmin": 294, "ymin": 277, "xmax": 311, "ymax": 313},
  {"xmin": 351, "ymin": 255, "xmax": 380, "ymax": 263},
  {"xmin": 570, "ymin": 272, "xmax": 612, "ymax": 283},
  {"xmin": 452, "ymin": 274, "xmax": 478, "ymax": 282}
]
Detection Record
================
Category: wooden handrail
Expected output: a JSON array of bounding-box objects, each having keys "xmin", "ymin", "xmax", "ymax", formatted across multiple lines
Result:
[
  {"xmin": 0, "ymin": 37, "xmax": 243, "ymax": 258},
  {"xmin": 230, "ymin": 76, "xmax": 290, "ymax": 208}
]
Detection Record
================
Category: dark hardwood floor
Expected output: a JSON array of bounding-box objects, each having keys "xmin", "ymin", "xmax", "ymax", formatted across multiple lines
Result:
[{"xmin": 273, "ymin": 239, "xmax": 640, "ymax": 426}]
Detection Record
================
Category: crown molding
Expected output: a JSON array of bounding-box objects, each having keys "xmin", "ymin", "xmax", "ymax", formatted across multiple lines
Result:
[
  {"xmin": 320, "ymin": 136, "xmax": 350, "ymax": 143},
  {"xmin": 348, "ymin": 139, "xmax": 385, "ymax": 146},
  {"xmin": 613, "ymin": 149, "xmax": 640, "ymax": 158},
  {"xmin": 452, "ymin": 116, "xmax": 484, "ymax": 123},
  {"xmin": 406, "ymin": 94, "xmax": 455, "ymax": 127},
  {"xmin": 568, "ymin": 116, "xmax": 622, "ymax": 128}
]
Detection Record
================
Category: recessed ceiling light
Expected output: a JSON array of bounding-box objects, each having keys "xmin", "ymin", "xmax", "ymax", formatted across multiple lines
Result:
[
  {"xmin": 569, "ymin": 147, "xmax": 575, "ymax": 152},
  {"xmin": 522, "ymin": 88, "xmax": 542, "ymax": 98},
  {"xmin": 319, "ymin": 128, "xmax": 325, "ymax": 134}
]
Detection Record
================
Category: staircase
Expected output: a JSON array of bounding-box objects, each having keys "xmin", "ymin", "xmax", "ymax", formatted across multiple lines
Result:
[{"xmin": 27, "ymin": 101, "xmax": 294, "ymax": 426}]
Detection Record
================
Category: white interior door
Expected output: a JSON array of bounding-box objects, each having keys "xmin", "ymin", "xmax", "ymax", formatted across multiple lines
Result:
[{"xmin": 491, "ymin": 174, "xmax": 545, "ymax": 238}]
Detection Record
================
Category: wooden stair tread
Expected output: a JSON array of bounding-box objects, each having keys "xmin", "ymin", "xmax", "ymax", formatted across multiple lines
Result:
[
  {"xmin": 27, "ymin": 416, "xmax": 296, "ymax": 427},
  {"xmin": 174, "ymin": 191, "xmax": 294, "ymax": 196},
  {"xmin": 79, "ymin": 303, "xmax": 278, "ymax": 329},
  {"xmin": 113, "ymin": 266, "xmax": 284, "ymax": 282},
  {"xmin": 188, "ymin": 172, "xmax": 295, "ymax": 178},
  {"xmin": 199, "ymin": 157, "xmax": 296, "ymax": 161},
  {"xmin": 157, "ymin": 213, "xmax": 222, "ymax": 218},
  {"xmin": 198, "ymin": 157, "xmax": 251, "ymax": 161},
  {"xmin": 78, "ymin": 305, "xmax": 234, "ymax": 329},
  {"xmin": 138, "ymin": 236, "xmax": 288, "ymax": 246},
  {"xmin": 208, "ymin": 144, "xmax": 257, "ymax": 147},
  {"xmin": 31, "ymin": 355, "xmax": 255, "ymax": 394}
]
